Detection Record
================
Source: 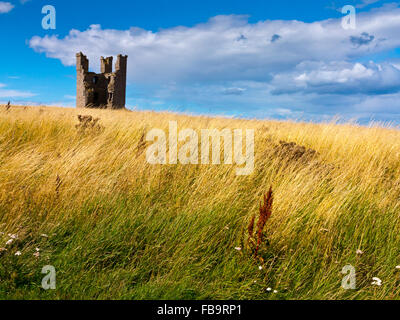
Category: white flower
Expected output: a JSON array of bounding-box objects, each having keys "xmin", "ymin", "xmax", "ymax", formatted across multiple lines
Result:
[
  {"xmin": 0, "ymin": 247, "xmax": 7, "ymax": 252},
  {"xmin": 15, "ymin": 251, "xmax": 22, "ymax": 256},
  {"xmin": 40, "ymin": 234, "xmax": 48, "ymax": 238},
  {"xmin": 273, "ymin": 290, "xmax": 278, "ymax": 293},
  {"xmin": 234, "ymin": 247, "xmax": 242, "ymax": 251},
  {"xmin": 6, "ymin": 239, "xmax": 13, "ymax": 245},
  {"xmin": 356, "ymin": 249, "xmax": 363, "ymax": 255},
  {"xmin": 33, "ymin": 252, "xmax": 40, "ymax": 258},
  {"xmin": 258, "ymin": 266, "xmax": 263, "ymax": 270},
  {"xmin": 35, "ymin": 248, "xmax": 40, "ymax": 252},
  {"xmin": 266, "ymin": 288, "xmax": 272, "ymax": 291},
  {"xmin": 371, "ymin": 277, "xmax": 382, "ymax": 286},
  {"xmin": 8, "ymin": 234, "xmax": 17, "ymax": 239},
  {"xmin": 395, "ymin": 266, "xmax": 400, "ymax": 270}
]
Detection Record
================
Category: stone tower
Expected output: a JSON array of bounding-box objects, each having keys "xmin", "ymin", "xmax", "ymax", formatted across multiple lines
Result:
[{"xmin": 76, "ymin": 52, "xmax": 128, "ymax": 109}]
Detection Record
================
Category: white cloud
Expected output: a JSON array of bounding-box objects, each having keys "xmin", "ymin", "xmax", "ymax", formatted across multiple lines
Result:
[
  {"xmin": 0, "ymin": 83, "xmax": 36, "ymax": 98},
  {"xmin": 29, "ymin": 5, "xmax": 400, "ymax": 84},
  {"xmin": 222, "ymin": 87, "xmax": 246, "ymax": 95},
  {"xmin": 271, "ymin": 61, "xmax": 400, "ymax": 95},
  {"xmin": 0, "ymin": 1, "xmax": 14, "ymax": 13},
  {"xmin": 0, "ymin": 100, "xmax": 75, "ymax": 108},
  {"xmin": 294, "ymin": 63, "xmax": 374, "ymax": 84},
  {"xmin": 356, "ymin": 0, "xmax": 381, "ymax": 9},
  {"xmin": 28, "ymin": 3, "xmax": 400, "ymax": 122}
]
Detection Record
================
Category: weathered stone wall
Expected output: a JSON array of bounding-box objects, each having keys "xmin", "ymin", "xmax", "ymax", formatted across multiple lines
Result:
[
  {"xmin": 113, "ymin": 54, "xmax": 128, "ymax": 109},
  {"xmin": 76, "ymin": 52, "xmax": 127, "ymax": 109},
  {"xmin": 76, "ymin": 52, "xmax": 88, "ymax": 109}
]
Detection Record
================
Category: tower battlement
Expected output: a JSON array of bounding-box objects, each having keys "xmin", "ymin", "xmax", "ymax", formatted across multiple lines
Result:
[{"xmin": 76, "ymin": 52, "xmax": 128, "ymax": 109}]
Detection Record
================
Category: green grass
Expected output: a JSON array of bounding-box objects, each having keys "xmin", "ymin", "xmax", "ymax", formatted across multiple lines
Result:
[{"xmin": 2, "ymin": 189, "xmax": 399, "ymax": 300}]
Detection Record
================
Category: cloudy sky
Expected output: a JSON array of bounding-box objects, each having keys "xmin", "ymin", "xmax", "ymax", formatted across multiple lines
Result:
[{"xmin": 1, "ymin": 0, "xmax": 400, "ymax": 123}]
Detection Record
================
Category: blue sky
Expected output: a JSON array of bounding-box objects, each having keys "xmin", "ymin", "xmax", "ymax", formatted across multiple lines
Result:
[{"xmin": 1, "ymin": 0, "xmax": 400, "ymax": 123}]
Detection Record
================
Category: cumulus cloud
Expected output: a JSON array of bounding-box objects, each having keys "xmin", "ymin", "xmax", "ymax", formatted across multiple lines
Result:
[
  {"xmin": 28, "ymin": 4, "xmax": 400, "ymax": 122},
  {"xmin": 350, "ymin": 32, "xmax": 375, "ymax": 47},
  {"xmin": 271, "ymin": 61, "xmax": 400, "ymax": 95},
  {"xmin": 29, "ymin": 6, "xmax": 400, "ymax": 84},
  {"xmin": 270, "ymin": 34, "xmax": 281, "ymax": 43},
  {"xmin": 0, "ymin": 2, "xmax": 14, "ymax": 13}
]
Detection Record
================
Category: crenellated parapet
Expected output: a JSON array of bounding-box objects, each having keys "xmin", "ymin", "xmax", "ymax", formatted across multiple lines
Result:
[{"xmin": 76, "ymin": 53, "xmax": 127, "ymax": 109}]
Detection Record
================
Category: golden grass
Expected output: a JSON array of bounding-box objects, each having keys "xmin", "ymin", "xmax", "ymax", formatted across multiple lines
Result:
[{"xmin": 1, "ymin": 105, "xmax": 400, "ymax": 299}]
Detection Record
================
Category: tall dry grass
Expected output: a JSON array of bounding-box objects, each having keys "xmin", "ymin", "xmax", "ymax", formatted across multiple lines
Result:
[{"xmin": 1, "ymin": 105, "xmax": 400, "ymax": 299}]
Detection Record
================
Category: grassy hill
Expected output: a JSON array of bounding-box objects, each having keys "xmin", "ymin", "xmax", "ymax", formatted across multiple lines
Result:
[{"xmin": 1, "ymin": 105, "xmax": 400, "ymax": 300}]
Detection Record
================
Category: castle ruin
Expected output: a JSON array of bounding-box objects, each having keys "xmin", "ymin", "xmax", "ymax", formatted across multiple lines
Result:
[{"xmin": 76, "ymin": 52, "xmax": 127, "ymax": 109}]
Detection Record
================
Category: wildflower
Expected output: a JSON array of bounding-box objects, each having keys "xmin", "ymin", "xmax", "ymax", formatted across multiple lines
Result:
[
  {"xmin": 6, "ymin": 239, "xmax": 13, "ymax": 245},
  {"xmin": 258, "ymin": 266, "xmax": 263, "ymax": 270},
  {"xmin": 234, "ymin": 247, "xmax": 242, "ymax": 251},
  {"xmin": 35, "ymin": 248, "xmax": 40, "ymax": 252},
  {"xmin": 356, "ymin": 249, "xmax": 363, "ymax": 255},
  {"xmin": 8, "ymin": 234, "xmax": 17, "ymax": 239},
  {"xmin": 266, "ymin": 288, "xmax": 272, "ymax": 292},
  {"xmin": 15, "ymin": 251, "xmax": 22, "ymax": 256},
  {"xmin": 273, "ymin": 290, "xmax": 278, "ymax": 293},
  {"xmin": 371, "ymin": 277, "xmax": 382, "ymax": 286},
  {"xmin": 0, "ymin": 248, "xmax": 7, "ymax": 252},
  {"xmin": 41, "ymin": 234, "xmax": 48, "ymax": 238},
  {"xmin": 33, "ymin": 252, "xmax": 40, "ymax": 258},
  {"xmin": 395, "ymin": 266, "xmax": 400, "ymax": 270}
]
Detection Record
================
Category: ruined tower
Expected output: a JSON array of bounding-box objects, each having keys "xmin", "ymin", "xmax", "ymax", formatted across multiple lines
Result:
[{"xmin": 76, "ymin": 52, "xmax": 128, "ymax": 109}]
